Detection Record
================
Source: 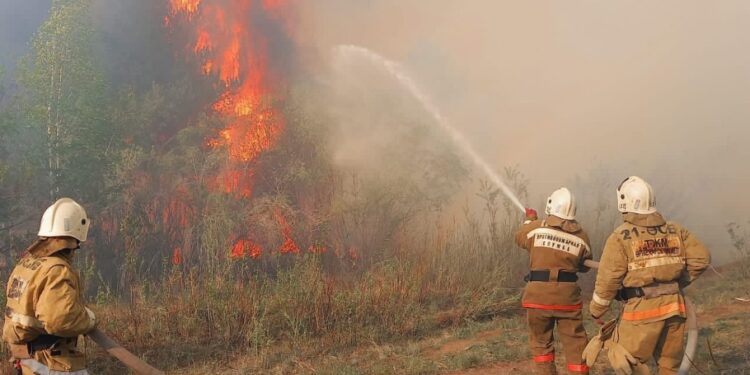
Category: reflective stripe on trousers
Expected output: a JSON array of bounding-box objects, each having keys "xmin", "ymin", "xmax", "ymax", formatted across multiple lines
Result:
[
  {"xmin": 20, "ymin": 359, "xmax": 90, "ymax": 375},
  {"xmin": 567, "ymin": 363, "xmax": 590, "ymax": 373},
  {"xmin": 522, "ymin": 302, "xmax": 583, "ymax": 311},
  {"xmin": 533, "ymin": 353, "xmax": 555, "ymax": 363},
  {"xmin": 621, "ymin": 302, "xmax": 686, "ymax": 321}
]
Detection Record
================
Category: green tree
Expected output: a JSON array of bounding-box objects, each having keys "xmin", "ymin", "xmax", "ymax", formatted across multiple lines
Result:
[{"xmin": 17, "ymin": 0, "xmax": 114, "ymax": 203}]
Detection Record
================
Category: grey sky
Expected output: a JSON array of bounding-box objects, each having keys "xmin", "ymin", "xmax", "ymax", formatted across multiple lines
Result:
[{"xmin": 0, "ymin": 0, "xmax": 49, "ymax": 72}]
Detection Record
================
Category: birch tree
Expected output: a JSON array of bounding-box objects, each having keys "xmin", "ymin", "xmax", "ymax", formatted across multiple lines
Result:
[{"xmin": 18, "ymin": 0, "xmax": 111, "ymax": 203}]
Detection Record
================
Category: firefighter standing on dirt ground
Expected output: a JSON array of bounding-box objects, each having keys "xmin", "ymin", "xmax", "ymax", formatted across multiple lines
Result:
[
  {"xmin": 588, "ymin": 176, "xmax": 711, "ymax": 375},
  {"xmin": 3, "ymin": 198, "xmax": 96, "ymax": 375},
  {"xmin": 515, "ymin": 188, "xmax": 593, "ymax": 375}
]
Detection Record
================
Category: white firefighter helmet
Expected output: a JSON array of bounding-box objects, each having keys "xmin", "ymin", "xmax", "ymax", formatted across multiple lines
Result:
[
  {"xmin": 617, "ymin": 176, "xmax": 656, "ymax": 214},
  {"xmin": 545, "ymin": 187, "xmax": 576, "ymax": 220},
  {"xmin": 38, "ymin": 198, "xmax": 90, "ymax": 242}
]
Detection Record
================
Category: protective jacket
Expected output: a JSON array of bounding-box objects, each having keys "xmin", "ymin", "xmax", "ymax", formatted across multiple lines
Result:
[
  {"xmin": 3, "ymin": 238, "xmax": 94, "ymax": 374},
  {"xmin": 590, "ymin": 212, "xmax": 710, "ymax": 375},
  {"xmin": 590, "ymin": 213, "xmax": 710, "ymax": 321},
  {"xmin": 516, "ymin": 216, "xmax": 593, "ymax": 310}
]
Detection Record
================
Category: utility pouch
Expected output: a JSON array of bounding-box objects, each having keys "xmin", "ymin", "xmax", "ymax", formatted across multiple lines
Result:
[{"xmin": 36, "ymin": 347, "xmax": 87, "ymax": 372}]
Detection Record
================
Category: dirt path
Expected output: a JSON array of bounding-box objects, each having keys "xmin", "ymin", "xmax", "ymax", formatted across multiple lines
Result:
[
  {"xmin": 697, "ymin": 298, "xmax": 750, "ymax": 325},
  {"xmin": 435, "ymin": 299, "xmax": 750, "ymax": 375},
  {"xmin": 423, "ymin": 329, "xmax": 502, "ymax": 359},
  {"xmin": 445, "ymin": 361, "xmax": 534, "ymax": 375},
  {"xmin": 419, "ymin": 326, "xmax": 533, "ymax": 374}
]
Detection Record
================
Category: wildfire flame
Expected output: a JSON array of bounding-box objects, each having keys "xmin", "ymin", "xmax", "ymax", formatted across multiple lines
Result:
[
  {"xmin": 172, "ymin": 247, "xmax": 183, "ymax": 265},
  {"xmin": 169, "ymin": 0, "xmax": 286, "ymax": 165},
  {"xmin": 230, "ymin": 239, "xmax": 263, "ymax": 259},
  {"xmin": 171, "ymin": 0, "xmax": 203, "ymax": 15},
  {"xmin": 168, "ymin": 0, "xmax": 298, "ymax": 259},
  {"xmin": 275, "ymin": 209, "xmax": 300, "ymax": 254}
]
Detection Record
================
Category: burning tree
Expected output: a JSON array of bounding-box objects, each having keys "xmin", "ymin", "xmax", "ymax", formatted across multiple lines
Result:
[
  {"xmin": 1, "ymin": 0, "xmax": 471, "ymax": 294},
  {"xmin": 163, "ymin": 0, "xmax": 322, "ymax": 264},
  {"xmin": 86, "ymin": 0, "xmax": 345, "ymax": 285}
]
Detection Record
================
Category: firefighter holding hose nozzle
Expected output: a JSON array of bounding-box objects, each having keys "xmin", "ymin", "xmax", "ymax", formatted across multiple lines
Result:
[
  {"xmin": 516, "ymin": 188, "xmax": 593, "ymax": 375},
  {"xmin": 586, "ymin": 176, "xmax": 711, "ymax": 375},
  {"xmin": 3, "ymin": 198, "xmax": 96, "ymax": 375}
]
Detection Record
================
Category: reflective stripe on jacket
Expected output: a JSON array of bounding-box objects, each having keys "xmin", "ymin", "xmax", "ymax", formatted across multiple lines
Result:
[{"xmin": 515, "ymin": 216, "xmax": 592, "ymax": 310}]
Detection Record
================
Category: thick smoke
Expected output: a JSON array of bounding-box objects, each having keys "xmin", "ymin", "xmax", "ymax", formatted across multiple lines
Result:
[
  {"xmin": 0, "ymin": 0, "xmax": 50, "ymax": 74},
  {"xmin": 300, "ymin": 0, "xmax": 750, "ymax": 262}
]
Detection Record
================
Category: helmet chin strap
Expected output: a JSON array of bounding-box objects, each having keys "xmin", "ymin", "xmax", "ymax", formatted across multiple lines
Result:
[{"xmin": 59, "ymin": 239, "xmax": 81, "ymax": 254}]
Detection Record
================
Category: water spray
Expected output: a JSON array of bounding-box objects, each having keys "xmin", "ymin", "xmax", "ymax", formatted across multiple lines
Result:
[
  {"xmin": 335, "ymin": 45, "xmax": 698, "ymax": 374},
  {"xmin": 335, "ymin": 45, "xmax": 526, "ymax": 214}
]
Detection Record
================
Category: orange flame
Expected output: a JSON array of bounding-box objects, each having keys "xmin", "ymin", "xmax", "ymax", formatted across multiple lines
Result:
[
  {"xmin": 170, "ymin": 0, "xmax": 202, "ymax": 15},
  {"xmin": 194, "ymin": 30, "xmax": 212, "ymax": 53},
  {"xmin": 172, "ymin": 247, "xmax": 183, "ymax": 265},
  {"xmin": 162, "ymin": 184, "xmax": 194, "ymax": 243},
  {"xmin": 208, "ymin": 169, "xmax": 255, "ymax": 198},
  {"xmin": 348, "ymin": 247, "xmax": 359, "ymax": 261},
  {"xmin": 230, "ymin": 239, "xmax": 263, "ymax": 259},
  {"xmin": 170, "ymin": 0, "xmax": 286, "ymax": 166},
  {"xmin": 275, "ymin": 209, "xmax": 299, "ymax": 254},
  {"xmin": 169, "ymin": 0, "xmax": 294, "ymax": 261}
]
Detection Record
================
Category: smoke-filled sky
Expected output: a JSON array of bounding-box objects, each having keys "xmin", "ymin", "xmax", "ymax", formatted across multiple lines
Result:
[
  {"xmin": 0, "ymin": 0, "xmax": 49, "ymax": 73},
  {"xmin": 2, "ymin": 1, "xmax": 749, "ymax": 261},
  {"xmin": 300, "ymin": 0, "xmax": 750, "ymax": 262}
]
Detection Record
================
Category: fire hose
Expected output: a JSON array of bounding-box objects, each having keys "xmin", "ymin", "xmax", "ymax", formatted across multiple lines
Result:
[
  {"xmin": 87, "ymin": 329, "xmax": 165, "ymax": 375},
  {"xmin": 582, "ymin": 260, "xmax": 698, "ymax": 375}
]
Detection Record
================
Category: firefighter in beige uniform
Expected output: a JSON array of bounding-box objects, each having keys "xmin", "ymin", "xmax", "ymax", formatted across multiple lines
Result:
[
  {"xmin": 589, "ymin": 177, "xmax": 710, "ymax": 375},
  {"xmin": 3, "ymin": 198, "xmax": 96, "ymax": 375},
  {"xmin": 516, "ymin": 188, "xmax": 592, "ymax": 375}
]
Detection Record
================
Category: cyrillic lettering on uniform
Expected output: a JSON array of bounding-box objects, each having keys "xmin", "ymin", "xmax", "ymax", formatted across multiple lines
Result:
[
  {"xmin": 628, "ymin": 235, "xmax": 684, "ymax": 270},
  {"xmin": 527, "ymin": 228, "xmax": 588, "ymax": 257},
  {"xmin": 7, "ymin": 277, "xmax": 27, "ymax": 300}
]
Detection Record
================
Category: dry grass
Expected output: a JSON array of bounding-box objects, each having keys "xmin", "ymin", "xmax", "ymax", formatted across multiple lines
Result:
[
  {"xmin": 6, "ymin": 196, "xmax": 746, "ymax": 375},
  {"xmin": 70, "ymin": 207, "xmax": 528, "ymax": 374},
  {"xmin": 687, "ymin": 258, "xmax": 750, "ymax": 374}
]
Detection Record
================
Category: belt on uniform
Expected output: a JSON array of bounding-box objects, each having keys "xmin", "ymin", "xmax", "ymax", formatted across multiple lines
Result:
[
  {"xmin": 9, "ymin": 335, "xmax": 65, "ymax": 360},
  {"xmin": 617, "ymin": 287, "xmax": 646, "ymax": 300},
  {"xmin": 29, "ymin": 334, "xmax": 66, "ymax": 353},
  {"xmin": 616, "ymin": 281, "xmax": 681, "ymax": 301},
  {"xmin": 524, "ymin": 270, "xmax": 578, "ymax": 283},
  {"xmin": 9, "ymin": 334, "xmax": 66, "ymax": 359}
]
